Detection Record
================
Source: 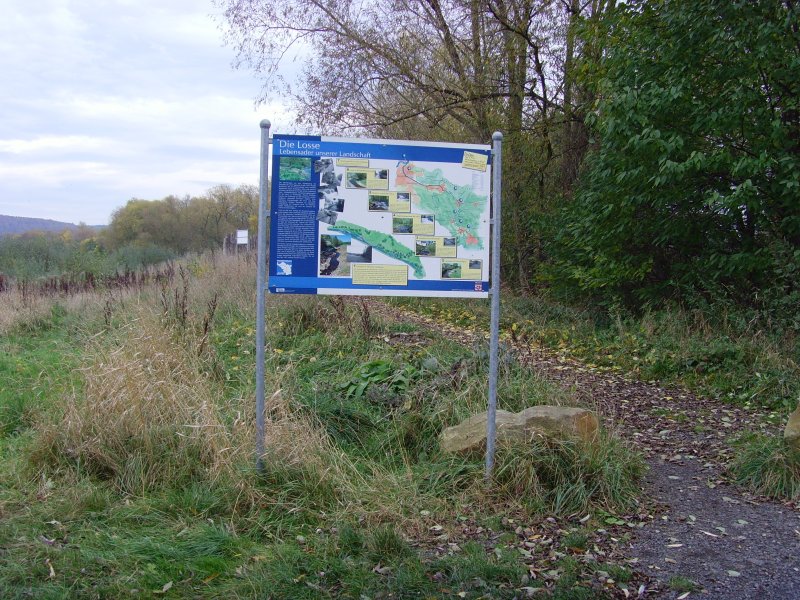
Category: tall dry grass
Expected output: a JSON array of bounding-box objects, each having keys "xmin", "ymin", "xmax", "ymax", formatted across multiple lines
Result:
[
  {"xmin": 192, "ymin": 253, "xmax": 257, "ymax": 315},
  {"xmin": 29, "ymin": 313, "xmax": 347, "ymax": 503},
  {"xmin": 32, "ymin": 312, "xmax": 236, "ymax": 494},
  {"xmin": 0, "ymin": 288, "xmax": 110, "ymax": 334},
  {"xmin": 25, "ymin": 257, "xmax": 376, "ymax": 517}
]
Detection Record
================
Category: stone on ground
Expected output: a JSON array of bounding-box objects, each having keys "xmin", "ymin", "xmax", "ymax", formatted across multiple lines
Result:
[
  {"xmin": 439, "ymin": 405, "xmax": 599, "ymax": 454},
  {"xmin": 517, "ymin": 405, "xmax": 599, "ymax": 443},
  {"xmin": 784, "ymin": 403, "xmax": 800, "ymax": 453},
  {"xmin": 439, "ymin": 409, "xmax": 523, "ymax": 454}
]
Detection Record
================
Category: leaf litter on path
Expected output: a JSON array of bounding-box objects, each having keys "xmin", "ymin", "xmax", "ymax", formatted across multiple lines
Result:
[{"xmin": 371, "ymin": 301, "xmax": 800, "ymax": 599}]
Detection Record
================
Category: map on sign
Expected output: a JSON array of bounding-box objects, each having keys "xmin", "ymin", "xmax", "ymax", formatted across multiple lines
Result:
[
  {"xmin": 328, "ymin": 220, "xmax": 425, "ymax": 278},
  {"xmin": 396, "ymin": 162, "xmax": 486, "ymax": 250},
  {"xmin": 269, "ymin": 135, "xmax": 492, "ymax": 298}
]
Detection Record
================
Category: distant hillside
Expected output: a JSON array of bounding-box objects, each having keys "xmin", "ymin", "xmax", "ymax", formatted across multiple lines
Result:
[{"xmin": 0, "ymin": 215, "xmax": 103, "ymax": 237}]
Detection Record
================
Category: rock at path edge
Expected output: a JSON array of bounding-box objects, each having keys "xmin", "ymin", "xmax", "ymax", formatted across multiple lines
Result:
[
  {"xmin": 440, "ymin": 405, "xmax": 599, "ymax": 454},
  {"xmin": 784, "ymin": 402, "xmax": 800, "ymax": 453}
]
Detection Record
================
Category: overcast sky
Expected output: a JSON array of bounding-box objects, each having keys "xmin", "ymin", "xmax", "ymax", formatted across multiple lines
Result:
[{"xmin": 0, "ymin": 0, "xmax": 299, "ymax": 225}]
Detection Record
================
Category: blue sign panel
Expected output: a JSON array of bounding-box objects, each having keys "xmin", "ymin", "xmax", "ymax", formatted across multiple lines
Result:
[{"xmin": 269, "ymin": 135, "xmax": 491, "ymax": 297}]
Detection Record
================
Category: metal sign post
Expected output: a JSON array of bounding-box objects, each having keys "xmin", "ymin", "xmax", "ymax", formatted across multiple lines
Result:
[
  {"xmin": 485, "ymin": 132, "xmax": 503, "ymax": 479},
  {"xmin": 255, "ymin": 119, "xmax": 271, "ymax": 471},
  {"xmin": 254, "ymin": 121, "xmax": 502, "ymax": 475}
]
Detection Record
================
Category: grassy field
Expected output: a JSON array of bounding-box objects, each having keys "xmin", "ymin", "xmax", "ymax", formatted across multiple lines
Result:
[
  {"xmin": 392, "ymin": 295, "xmax": 800, "ymax": 412},
  {"xmin": 0, "ymin": 256, "xmax": 647, "ymax": 598},
  {"xmin": 391, "ymin": 295, "xmax": 800, "ymax": 501}
]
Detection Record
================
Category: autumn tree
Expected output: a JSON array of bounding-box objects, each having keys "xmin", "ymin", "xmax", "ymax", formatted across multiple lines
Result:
[
  {"xmin": 103, "ymin": 185, "xmax": 259, "ymax": 254},
  {"xmin": 216, "ymin": 0, "xmax": 615, "ymax": 289}
]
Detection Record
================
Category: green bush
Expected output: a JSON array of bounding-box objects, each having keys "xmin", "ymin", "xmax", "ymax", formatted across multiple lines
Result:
[
  {"xmin": 109, "ymin": 243, "xmax": 176, "ymax": 271},
  {"xmin": 490, "ymin": 434, "xmax": 645, "ymax": 514},
  {"xmin": 728, "ymin": 433, "xmax": 800, "ymax": 500}
]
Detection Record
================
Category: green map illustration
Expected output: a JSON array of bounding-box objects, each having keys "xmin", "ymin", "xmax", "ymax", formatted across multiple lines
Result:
[
  {"xmin": 329, "ymin": 221, "xmax": 425, "ymax": 278},
  {"xmin": 396, "ymin": 163, "xmax": 487, "ymax": 249}
]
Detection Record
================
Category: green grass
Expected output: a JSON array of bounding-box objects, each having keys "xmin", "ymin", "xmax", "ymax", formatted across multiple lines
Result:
[
  {"xmin": 728, "ymin": 433, "xmax": 800, "ymax": 500},
  {"xmin": 0, "ymin": 486, "xmax": 253, "ymax": 598},
  {"xmin": 0, "ymin": 305, "xmax": 84, "ymax": 437},
  {"xmin": 391, "ymin": 294, "xmax": 800, "ymax": 411},
  {"xmin": 668, "ymin": 575, "xmax": 701, "ymax": 593},
  {"xmin": 0, "ymin": 258, "xmax": 645, "ymax": 598},
  {"xmin": 490, "ymin": 434, "xmax": 645, "ymax": 514},
  {"xmin": 562, "ymin": 530, "xmax": 589, "ymax": 551}
]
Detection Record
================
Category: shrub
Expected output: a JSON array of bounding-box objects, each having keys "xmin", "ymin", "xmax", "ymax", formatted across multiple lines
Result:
[
  {"xmin": 728, "ymin": 433, "xmax": 800, "ymax": 500},
  {"xmin": 489, "ymin": 433, "xmax": 645, "ymax": 515}
]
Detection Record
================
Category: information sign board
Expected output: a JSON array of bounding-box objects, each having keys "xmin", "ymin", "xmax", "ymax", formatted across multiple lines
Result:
[{"xmin": 269, "ymin": 135, "xmax": 492, "ymax": 297}]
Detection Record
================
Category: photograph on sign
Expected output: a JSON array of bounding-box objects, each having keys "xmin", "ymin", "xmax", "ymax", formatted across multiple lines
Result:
[{"xmin": 268, "ymin": 135, "xmax": 491, "ymax": 297}]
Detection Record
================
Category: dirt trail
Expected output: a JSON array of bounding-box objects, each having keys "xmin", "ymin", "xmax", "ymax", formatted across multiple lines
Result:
[{"xmin": 376, "ymin": 303, "xmax": 800, "ymax": 599}]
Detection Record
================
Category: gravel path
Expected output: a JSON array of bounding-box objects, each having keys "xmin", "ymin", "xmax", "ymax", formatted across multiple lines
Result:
[{"xmin": 376, "ymin": 302, "xmax": 800, "ymax": 599}]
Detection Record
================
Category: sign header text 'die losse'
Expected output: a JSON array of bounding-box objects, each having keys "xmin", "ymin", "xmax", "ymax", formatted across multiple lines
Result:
[{"xmin": 269, "ymin": 135, "xmax": 492, "ymax": 298}]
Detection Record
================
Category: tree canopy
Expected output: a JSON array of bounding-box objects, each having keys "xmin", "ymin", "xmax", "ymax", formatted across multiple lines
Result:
[
  {"xmin": 102, "ymin": 184, "xmax": 258, "ymax": 254},
  {"xmin": 551, "ymin": 0, "xmax": 800, "ymax": 311},
  {"xmin": 217, "ymin": 0, "xmax": 798, "ymax": 322},
  {"xmin": 217, "ymin": 0, "xmax": 615, "ymax": 289},
  {"xmin": 0, "ymin": 184, "xmax": 259, "ymax": 281}
]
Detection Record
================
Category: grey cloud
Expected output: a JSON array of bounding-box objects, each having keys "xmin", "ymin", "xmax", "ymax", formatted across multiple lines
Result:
[{"xmin": 0, "ymin": 0, "xmax": 297, "ymax": 224}]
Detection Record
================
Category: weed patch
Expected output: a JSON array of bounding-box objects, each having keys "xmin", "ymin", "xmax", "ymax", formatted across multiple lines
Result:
[
  {"xmin": 668, "ymin": 574, "xmax": 701, "ymax": 592},
  {"xmin": 489, "ymin": 434, "xmax": 645, "ymax": 514},
  {"xmin": 728, "ymin": 433, "xmax": 800, "ymax": 500},
  {"xmin": 31, "ymin": 318, "xmax": 234, "ymax": 494}
]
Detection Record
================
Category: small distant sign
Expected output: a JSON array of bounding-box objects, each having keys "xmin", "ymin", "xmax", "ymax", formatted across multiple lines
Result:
[{"xmin": 236, "ymin": 229, "xmax": 248, "ymax": 245}]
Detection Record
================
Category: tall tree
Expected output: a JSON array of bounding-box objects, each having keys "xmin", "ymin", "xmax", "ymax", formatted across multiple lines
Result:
[
  {"xmin": 553, "ymin": 0, "xmax": 800, "ymax": 306},
  {"xmin": 217, "ymin": 0, "xmax": 613, "ymax": 289},
  {"xmin": 103, "ymin": 186, "xmax": 259, "ymax": 254}
]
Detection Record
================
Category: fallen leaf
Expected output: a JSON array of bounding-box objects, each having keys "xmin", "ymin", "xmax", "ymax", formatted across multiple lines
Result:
[{"xmin": 153, "ymin": 581, "xmax": 173, "ymax": 594}]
